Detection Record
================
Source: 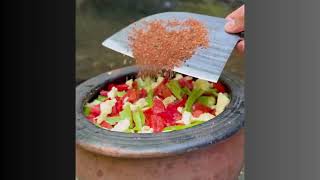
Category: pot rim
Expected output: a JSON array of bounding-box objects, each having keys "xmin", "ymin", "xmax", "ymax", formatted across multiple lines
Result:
[{"xmin": 76, "ymin": 66, "xmax": 244, "ymax": 158}]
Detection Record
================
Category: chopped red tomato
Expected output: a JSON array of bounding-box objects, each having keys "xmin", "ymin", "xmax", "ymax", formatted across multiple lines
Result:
[
  {"xmin": 120, "ymin": 93, "xmax": 129, "ymax": 102},
  {"xmin": 116, "ymin": 99, "xmax": 124, "ymax": 112},
  {"xmin": 90, "ymin": 104, "xmax": 101, "ymax": 117},
  {"xmin": 192, "ymin": 110, "xmax": 203, "ymax": 118},
  {"xmin": 111, "ymin": 98, "xmax": 123, "ymax": 116},
  {"xmin": 178, "ymin": 78, "xmax": 193, "ymax": 90},
  {"xmin": 143, "ymin": 108, "xmax": 153, "ymax": 126},
  {"xmin": 144, "ymin": 108, "xmax": 153, "ymax": 117},
  {"xmin": 213, "ymin": 82, "xmax": 226, "ymax": 93},
  {"xmin": 162, "ymin": 77, "xmax": 169, "ymax": 84},
  {"xmin": 173, "ymin": 113, "xmax": 182, "ymax": 121},
  {"xmin": 132, "ymin": 81, "xmax": 138, "ymax": 89},
  {"xmin": 144, "ymin": 99, "xmax": 167, "ymax": 127},
  {"xmin": 192, "ymin": 103, "xmax": 212, "ymax": 113},
  {"xmin": 100, "ymin": 121, "xmax": 112, "ymax": 129},
  {"xmin": 151, "ymin": 98, "xmax": 166, "ymax": 114},
  {"xmin": 107, "ymin": 84, "xmax": 115, "ymax": 91},
  {"xmin": 158, "ymin": 109, "xmax": 181, "ymax": 126},
  {"xmin": 155, "ymin": 98, "xmax": 183, "ymax": 126},
  {"xmin": 149, "ymin": 115, "xmax": 165, "ymax": 132},
  {"xmin": 168, "ymin": 105, "xmax": 182, "ymax": 120},
  {"xmin": 115, "ymin": 96, "xmax": 121, "ymax": 101},
  {"xmin": 166, "ymin": 97, "xmax": 187, "ymax": 111},
  {"xmin": 87, "ymin": 114, "xmax": 96, "ymax": 123},
  {"xmin": 212, "ymin": 109, "xmax": 216, "ymax": 116},
  {"xmin": 158, "ymin": 112, "xmax": 170, "ymax": 124},
  {"xmin": 139, "ymin": 89, "xmax": 147, "ymax": 98},
  {"xmin": 100, "ymin": 90, "xmax": 108, "ymax": 97},
  {"xmin": 126, "ymin": 89, "xmax": 139, "ymax": 103},
  {"xmin": 154, "ymin": 83, "xmax": 172, "ymax": 99},
  {"xmin": 106, "ymin": 83, "xmax": 129, "ymax": 91},
  {"xmin": 192, "ymin": 103, "xmax": 214, "ymax": 117},
  {"xmin": 159, "ymin": 112, "xmax": 175, "ymax": 126},
  {"xmin": 115, "ymin": 84, "xmax": 129, "ymax": 91}
]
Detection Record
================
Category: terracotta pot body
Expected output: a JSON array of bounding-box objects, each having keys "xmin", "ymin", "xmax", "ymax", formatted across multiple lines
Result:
[
  {"xmin": 76, "ymin": 129, "xmax": 243, "ymax": 180},
  {"xmin": 76, "ymin": 66, "xmax": 245, "ymax": 180}
]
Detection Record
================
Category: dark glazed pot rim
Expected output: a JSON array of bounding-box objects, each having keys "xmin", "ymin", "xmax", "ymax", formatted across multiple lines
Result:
[{"xmin": 76, "ymin": 66, "xmax": 244, "ymax": 158}]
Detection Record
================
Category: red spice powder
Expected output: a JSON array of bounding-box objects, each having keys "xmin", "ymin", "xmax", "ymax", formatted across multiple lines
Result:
[{"xmin": 128, "ymin": 18, "xmax": 209, "ymax": 76}]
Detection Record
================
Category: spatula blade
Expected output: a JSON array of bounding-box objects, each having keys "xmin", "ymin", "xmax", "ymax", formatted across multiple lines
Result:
[{"xmin": 102, "ymin": 12, "xmax": 240, "ymax": 82}]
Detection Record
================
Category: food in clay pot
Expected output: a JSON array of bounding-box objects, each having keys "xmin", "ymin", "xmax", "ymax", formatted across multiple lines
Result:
[{"xmin": 83, "ymin": 72, "xmax": 231, "ymax": 133}]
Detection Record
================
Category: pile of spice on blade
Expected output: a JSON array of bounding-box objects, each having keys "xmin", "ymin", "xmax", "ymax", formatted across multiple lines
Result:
[{"xmin": 128, "ymin": 18, "xmax": 209, "ymax": 76}]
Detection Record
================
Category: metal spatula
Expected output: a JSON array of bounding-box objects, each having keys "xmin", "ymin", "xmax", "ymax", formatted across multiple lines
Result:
[{"xmin": 102, "ymin": 12, "xmax": 241, "ymax": 82}]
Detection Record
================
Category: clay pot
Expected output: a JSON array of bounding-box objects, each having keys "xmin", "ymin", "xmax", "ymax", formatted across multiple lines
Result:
[{"xmin": 76, "ymin": 66, "xmax": 245, "ymax": 180}]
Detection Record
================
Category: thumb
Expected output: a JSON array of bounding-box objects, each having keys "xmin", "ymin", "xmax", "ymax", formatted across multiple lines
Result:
[
  {"xmin": 224, "ymin": 5, "xmax": 245, "ymax": 33},
  {"xmin": 224, "ymin": 17, "xmax": 244, "ymax": 33}
]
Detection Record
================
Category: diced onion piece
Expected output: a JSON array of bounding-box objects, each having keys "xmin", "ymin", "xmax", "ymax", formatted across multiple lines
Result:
[
  {"xmin": 176, "ymin": 120, "xmax": 183, "ymax": 124},
  {"xmin": 151, "ymin": 76, "xmax": 164, "ymax": 89},
  {"xmin": 181, "ymin": 111, "xmax": 192, "ymax": 125},
  {"xmin": 123, "ymin": 97, "xmax": 129, "ymax": 104},
  {"xmin": 162, "ymin": 95, "xmax": 177, "ymax": 107},
  {"xmin": 138, "ymin": 126, "xmax": 154, "ymax": 133},
  {"xmin": 142, "ymin": 107, "xmax": 151, "ymax": 111},
  {"xmin": 123, "ymin": 98, "xmax": 147, "ymax": 112},
  {"xmin": 125, "ymin": 79, "xmax": 133, "ymax": 89},
  {"xmin": 107, "ymin": 87, "xmax": 118, "ymax": 99},
  {"xmin": 215, "ymin": 93, "xmax": 230, "ymax": 115},
  {"xmin": 194, "ymin": 79, "xmax": 211, "ymax": 91},
  {"xmin": 100, "ymin": 99, "xmax": 116, "ymax": 113},
  {"xmin": 177, "ymin": 107, "xmax": 183, "ymax": 113},
  {"xmin": 111, "ymin": 119, "xmax": 130, "ymax": 132},
  {"xmin": 122, "ymin": 101, "xmax": 132, "ymax": 109},
  {"xmin": 95, "ymin": 99, "xmax": 116, "ymax": 124},
  {"xmin": 134, "ymin": 98, "xmax": 148, "ymax": 108},
  {"xmin": 193, "ymin": 113, "xmax": 215, "ymax": 122}
]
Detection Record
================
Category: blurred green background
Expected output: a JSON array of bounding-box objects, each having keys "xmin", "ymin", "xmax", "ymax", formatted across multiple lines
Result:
[{"xmin": 76, "ymin": 0, "xmax": 245, "ymax": 85}]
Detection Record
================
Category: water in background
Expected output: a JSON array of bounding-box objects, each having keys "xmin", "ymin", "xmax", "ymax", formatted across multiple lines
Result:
[{"xmin": 76, "ymin": 0, "xmax": 244, "ymax": 84}]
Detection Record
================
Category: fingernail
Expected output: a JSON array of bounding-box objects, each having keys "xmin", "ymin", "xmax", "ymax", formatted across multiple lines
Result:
[{"xmin": 225, "ymin": 18, "xmax": 235, "ymax": 30}]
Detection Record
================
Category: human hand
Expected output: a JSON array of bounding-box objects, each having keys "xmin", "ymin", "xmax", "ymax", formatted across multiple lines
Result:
[{"xmin": 224, "ymin": 5, "xmax": 245, "ymax": 54}]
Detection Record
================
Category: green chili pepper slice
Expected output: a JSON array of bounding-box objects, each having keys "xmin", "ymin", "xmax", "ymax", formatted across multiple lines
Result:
[
  {"xmin": 185, "ymin": 88, "xmax": 205, "ymax": 112},
  {"xmin": 166, "ymin": 80, "xmax": 182, "ymax": 99}
]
